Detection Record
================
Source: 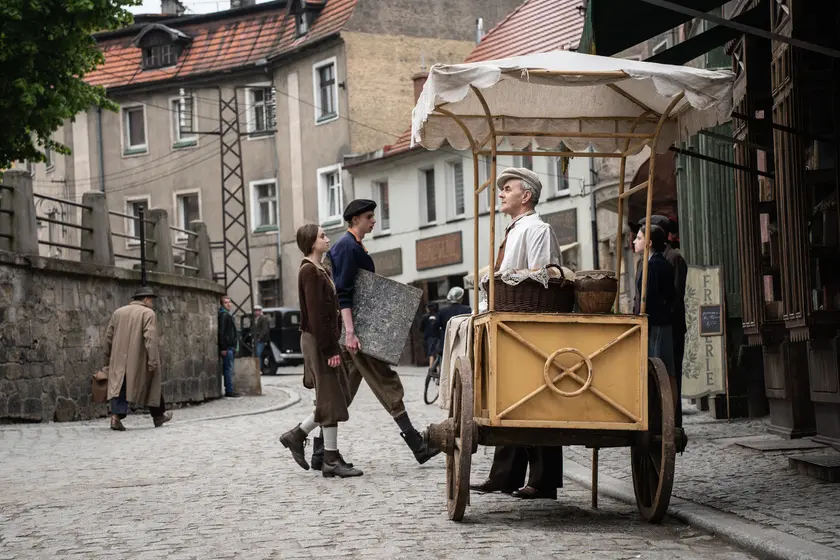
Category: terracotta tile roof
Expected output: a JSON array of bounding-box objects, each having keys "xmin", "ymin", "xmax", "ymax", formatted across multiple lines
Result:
[
  {"xmin": 269, "ymin": 0, "xmax": 355, "ymax": 59},
  {"xmin": 353, "ymin": 0, "xmax": 586, "ymax": 167},
  {"xmin": 86, "ymin": 0, "xmax": 357, "ymax": 90},
  {"xmin": 466, "ymin": 0, "xmax": 584, "ymax": 62}
]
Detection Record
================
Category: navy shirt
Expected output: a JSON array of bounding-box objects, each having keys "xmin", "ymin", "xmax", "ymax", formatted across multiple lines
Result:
[{"xmin": 328, "ymin": 231, "xmax": 375, "ymax": 310}]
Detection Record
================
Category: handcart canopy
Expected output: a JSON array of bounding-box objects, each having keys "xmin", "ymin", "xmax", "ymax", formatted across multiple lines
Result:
[{"xmin": 411, "ymin": 50, "xmax": 735, "ymax": 155}]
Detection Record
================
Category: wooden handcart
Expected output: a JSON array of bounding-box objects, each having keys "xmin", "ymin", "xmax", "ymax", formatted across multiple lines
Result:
[{"xmin": 411, "ymin": 51, "xmax": 734, "ymax": 523}]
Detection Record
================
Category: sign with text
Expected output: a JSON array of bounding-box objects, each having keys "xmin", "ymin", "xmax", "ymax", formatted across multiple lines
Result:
[
  {"xmin": 542, "ymin": 208, "xmax": 578, "ymax": 245},
  {"xmin": 416, "ymin": 231, "xmax": 463, "ymax": 271},
  {"xmin": 682, "ymin": 265, "xmax": 726, "ymax": 398},
  {"xmin": 370, "ymin": 248, "xmax": 403, "ymax": 277}
]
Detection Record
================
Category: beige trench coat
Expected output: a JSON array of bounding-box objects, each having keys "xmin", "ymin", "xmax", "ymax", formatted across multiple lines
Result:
[{"xmin": 104, "ymin": 300, "xmax": 162, "ymax": 407}]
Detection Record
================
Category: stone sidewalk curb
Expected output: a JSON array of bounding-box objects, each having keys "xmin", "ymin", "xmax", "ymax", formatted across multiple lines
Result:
[
  {"xmin": 564, "ymin": 458, "xmax": 838, "ymax": 560},
  {"xmin": 175, "ymin": 386, "xmax": 302, "ymax": 425}
]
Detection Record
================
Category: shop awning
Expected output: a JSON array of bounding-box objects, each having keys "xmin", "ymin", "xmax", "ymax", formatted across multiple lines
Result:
[{"xmin": 578, "ymin": 0, "xmax": 729, "ymax": 56}]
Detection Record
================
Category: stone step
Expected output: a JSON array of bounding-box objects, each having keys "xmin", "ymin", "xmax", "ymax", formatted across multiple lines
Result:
[{"xmin": 788, "ymin": 454, "xmax": 840, "ymax": 482}]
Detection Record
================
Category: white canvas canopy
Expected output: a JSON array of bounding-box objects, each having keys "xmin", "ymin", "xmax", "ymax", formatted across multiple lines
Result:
[{"xmin": 411, "ymin": 50, "xmax": 735, "ymax": 155}]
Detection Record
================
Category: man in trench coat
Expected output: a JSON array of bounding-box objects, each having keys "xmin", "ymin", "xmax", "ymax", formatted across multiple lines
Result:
[{"xmin": 105, "ymin": 286, "xmax": 172, "ymax": 431}]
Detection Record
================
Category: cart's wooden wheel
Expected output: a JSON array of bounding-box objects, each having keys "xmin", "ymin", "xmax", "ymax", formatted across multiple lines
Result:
[
  {"xmin": 446, "ymin": 357, "xmax": 474, "ymax": 522},
  {"xmin": 631, "ymin": 357, "xmax": 676, "ymax": 524}
]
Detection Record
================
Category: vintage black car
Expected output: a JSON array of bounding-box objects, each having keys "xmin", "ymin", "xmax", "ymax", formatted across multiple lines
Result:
[{"xmin": 240, "ymin": 307, "xmax": 304, "ymax": 374}]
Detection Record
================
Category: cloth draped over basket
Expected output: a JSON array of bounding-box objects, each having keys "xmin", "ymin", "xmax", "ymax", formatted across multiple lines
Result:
[{"xmin": 439, "ymin": 315, "xmax": 474, "ymax": 411}]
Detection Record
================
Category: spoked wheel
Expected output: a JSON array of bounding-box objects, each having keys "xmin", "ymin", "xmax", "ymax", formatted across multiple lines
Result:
[
  {"xmin": 631, "ymin": 357, "xmax": 676, "ymax": 523},
  {"xmin": 446, "ymin": 357, "xmax": 474, "ymax": 521},
  {"xmin": 424, "ymin": 367, "xmax": 440, "ymax": 405}
]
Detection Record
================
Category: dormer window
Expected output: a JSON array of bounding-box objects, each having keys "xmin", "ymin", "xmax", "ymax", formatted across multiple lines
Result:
[
  {"xmin": 132, "ymin": 23, "xmax": 192, "ymax": 71},
  {"xmin": 296, "ymin": 11, "xmax": 309, "ymax": 36},
  {"xmin": 143, "ymin": 44, "xmax": 176, "ymax": 69}
]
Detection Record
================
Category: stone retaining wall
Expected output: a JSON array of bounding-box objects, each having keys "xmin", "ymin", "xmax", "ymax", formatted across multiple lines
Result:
[{"xmin": 0, "ymin": 250, "xmax": 225, "ymax": 422}]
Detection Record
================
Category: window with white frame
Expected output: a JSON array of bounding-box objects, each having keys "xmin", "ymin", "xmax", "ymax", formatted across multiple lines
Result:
[
  {"xmin": 251, "ymin": 180, "xmax": 278, "ymax": 231},
  {"xmin": 44, "ymin": 146, "xmax": 54, "ymax": 170},
  {"xmin": 247, "ymin": 87, "xmax": 274, "ymax": 135},
  {"xmin": 515, "ymin": 145, "xmax": 533, "ymax": 170},
  {"xmin": 296, "ymin": 10, "xmax": 309, "ymax": 36},
  {"xmin": 318, "ymin": 165, "xmax": 343, "ymax": 226},
  {"xmin": 142, "ymin": 44, "xmax": 177, "ymax": 69},
  {"xmin": 123, "ymin": 106, "xmax": 147, "ymax": 154},
  {"xmin": 449, "ymin": 161, "xmax": 465, "ymax": 218},
  {"xmin": 171, "ymin": 96, "xmax": 197, "ymax": 147},
  {"xmin": 314, "ymin": 59, "xmax": 338, "ymax": 123},
  {"xmin": 375, "ymin": 181, "xmax": 390, "ymax": 232},
  {"xmin": 422, "ymin": 168, "xmax": 437, "ymax": 224},
  {"xmin": 125, "ymin": 197, "xmax": 151, "ymax": 243},
  {"xmin": 175, "ymin": 191, "xmax": 201, "ymax": 239},
  {"xmin": 651, "ymin": 39, "xmax": 669, "ymax": 56},
  {"xmin": 478, "ymin": 155, "xmax": 495, "ymax": 214},
  {"xmin": 554, "ymin": 145, "xmax": 570, "ymax": 196}
]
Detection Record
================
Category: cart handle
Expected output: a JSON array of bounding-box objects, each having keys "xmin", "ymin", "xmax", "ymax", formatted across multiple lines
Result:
[{"xmin": 543, "ymin": 347, "xmax": 594, "ymax": 398}]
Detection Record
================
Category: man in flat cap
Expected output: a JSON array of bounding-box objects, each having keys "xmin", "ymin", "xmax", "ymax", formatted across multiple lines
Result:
[
  {"xmin": 637, "ymin": 214, "xmax": 687, "ymax": 427},
  {"xmin": 313, "ymin": 199, "xmax": 439, "ymax": 468},
  {"xmin": 471, "ymin": 167, "xmax": 564, "ymax": 500},
  {"xmin": 104, "ymin": 287, "xmax": 172, "ymax": 431}
]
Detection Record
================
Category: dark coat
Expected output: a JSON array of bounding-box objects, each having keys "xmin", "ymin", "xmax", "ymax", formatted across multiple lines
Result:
[
  {"xmin": 436, "ymin": 303, "xmax": 472, "ymax": 354},
  {"xmin": 218, "ymin": 308, "xmax": 237, "ymax": 350},
  {"xmin": 664, "ymin": 245, "xmax": 688, "ymax": 333},
  {"xmin": 298, "ymin": 260, "xmax": 351, "ymax": 425},
  {"xmin": 634, "ymin": 252, "xmax": 675, "ymax": 326},
  {"xmin": 253, "ymin": 314, "xmax": 271, "ymax": 343}
]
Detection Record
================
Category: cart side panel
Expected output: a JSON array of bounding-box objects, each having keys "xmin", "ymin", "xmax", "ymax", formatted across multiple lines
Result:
[{"xmin": 488, "ymin": 314, "xmax": 648, "ymax": 431}]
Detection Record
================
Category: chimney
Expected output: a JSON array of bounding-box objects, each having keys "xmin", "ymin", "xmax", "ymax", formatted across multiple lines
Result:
[
  {"xmin": 476, "ymin": 17, "xmax": 485, "ymax": 44},
  {"xmin": 412, "ymin": 72, "xmax": 428, "ymax": 103},
  {"xmin": 231, "ymin": 0, "xmax": 257, "ymax": 8},
  {"xmin": 161, "ymin": 0, "xmax": 186, "ymax": 16}
]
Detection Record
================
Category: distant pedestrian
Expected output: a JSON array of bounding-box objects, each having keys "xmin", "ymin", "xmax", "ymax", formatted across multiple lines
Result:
[
  {"xmin": 252, "ymin": 305, "xmax": 271, "ymax": 365},
  {"xmin": 419, "ymin": 303, "xmax": 439, "ymax": 368},
  {"xmin": 280, "ymin": 224, "xmax": 362, "ymax": 478},
  {"xmin": 218, "ymin": 295, "xmax": 241, "ymax": 398},
  {"xmin": 104, "ymin": 286, "xmax": 172, "ymax": 431}
]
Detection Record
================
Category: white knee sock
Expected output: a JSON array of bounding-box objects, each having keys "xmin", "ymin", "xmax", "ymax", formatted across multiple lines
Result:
[
  {"xmin": 300, "ymin": 413, "xmax": 318, "ymax": 435},
  {"xmin": 323, "ymin": 426, "xmax": 338, "ymax": 451}
]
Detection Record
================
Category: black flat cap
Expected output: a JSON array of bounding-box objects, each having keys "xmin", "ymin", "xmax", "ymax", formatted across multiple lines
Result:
[
  {"xmin": 133, "ymin": 286, "xmax": 157, "ymax": 299},
  {"xmin": 343, "ymin": 199, "xmax": 377, "ymax": 222},
  {"xmin": 639, "ymin": 214, "xmax": 676, "ymax": 233}
]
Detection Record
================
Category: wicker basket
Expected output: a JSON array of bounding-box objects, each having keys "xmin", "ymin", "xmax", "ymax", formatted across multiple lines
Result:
[
  {"xmin": 482, "ymin": 264, "xmax": 575, "ymax": 313},
  {"xmin": 574, "ymin": 270, "xmax": 618, "ymax": 314}
]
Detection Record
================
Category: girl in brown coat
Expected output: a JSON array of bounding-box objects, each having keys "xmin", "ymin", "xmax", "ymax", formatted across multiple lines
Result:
[{"xmin": 279, "ymin": 224, "xmax": 362, "ymax": 478}]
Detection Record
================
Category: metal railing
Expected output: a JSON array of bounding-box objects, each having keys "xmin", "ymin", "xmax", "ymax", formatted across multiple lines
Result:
[{"xmin": 32, "ymin": 193, "xmax": 93, "ymax": 255}]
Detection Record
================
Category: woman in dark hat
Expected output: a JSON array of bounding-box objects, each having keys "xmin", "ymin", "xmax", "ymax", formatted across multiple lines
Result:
[{"xmin": 279, "ymin": 224, "xmax": 362, "ymax": 478}]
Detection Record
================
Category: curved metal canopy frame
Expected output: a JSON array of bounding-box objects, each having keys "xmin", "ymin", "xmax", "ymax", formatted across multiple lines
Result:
[{"xmin": 427, "ymin": 74, "xmax": 686, "ymax": 315}]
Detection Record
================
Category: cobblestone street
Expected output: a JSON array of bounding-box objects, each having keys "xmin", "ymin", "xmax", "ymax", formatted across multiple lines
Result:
[{"xmin": 0, "ymin": 369, "xmax": 755, "ymax": 560}]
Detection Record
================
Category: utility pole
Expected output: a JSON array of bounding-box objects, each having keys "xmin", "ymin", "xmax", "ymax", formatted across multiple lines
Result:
[{"xmin": 180, "ymin": 86, "xmax": 276, "ymax": 317}]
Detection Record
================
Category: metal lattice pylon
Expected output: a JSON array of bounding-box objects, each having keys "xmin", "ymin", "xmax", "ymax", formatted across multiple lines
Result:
[{"xmin": 218, "ymin": 88, "xmax": 253, "ymax": 316}]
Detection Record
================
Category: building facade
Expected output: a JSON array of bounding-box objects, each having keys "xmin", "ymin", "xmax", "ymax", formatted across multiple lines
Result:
[{"xmin": 28, "ymin": 0, "xmax": 525, "ymax": 312}]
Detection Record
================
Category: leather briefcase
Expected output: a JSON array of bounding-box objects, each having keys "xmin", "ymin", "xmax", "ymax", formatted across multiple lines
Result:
[{"xmin": 91, "ymin": 369, "xmax": 109, "ymax": 404}]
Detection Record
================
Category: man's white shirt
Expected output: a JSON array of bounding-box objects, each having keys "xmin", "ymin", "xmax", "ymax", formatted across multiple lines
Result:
[
  {"xmin": 497, "ymin": 212, "xmax": 562, "ymax": 271},
  {"xmin": 478, "ymin": 212, "xmax": 563, "ymax": 312}
]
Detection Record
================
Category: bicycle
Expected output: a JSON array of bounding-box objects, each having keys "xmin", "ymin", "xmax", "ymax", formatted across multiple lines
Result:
[{"xmin": 424, "ymin": 354, "xmax": 441, "ymax": 405}]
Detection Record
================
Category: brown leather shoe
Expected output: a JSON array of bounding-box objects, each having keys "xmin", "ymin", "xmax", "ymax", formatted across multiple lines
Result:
[
  {"xmin": 110, "ymin": 414, "xmax": 126, "ymax": 431},
  {"xmin": 469, "ymin": 479, "xmax": 517, "ymax": 494},
  {"xmin": 153, "ymin": 412, "xmax": 173, "ymax": 428},
  {"xmin": 511, "ymin": 485, "xmax": 557, "ymax": 500}
]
